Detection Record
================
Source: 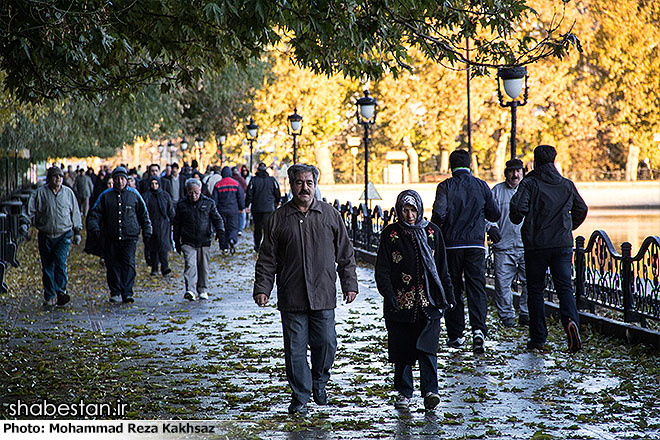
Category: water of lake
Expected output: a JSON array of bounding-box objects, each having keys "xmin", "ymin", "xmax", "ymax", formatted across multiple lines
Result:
[{"xmin": 575, "ymin": 209, "xmax": 660, "ymax": 254}]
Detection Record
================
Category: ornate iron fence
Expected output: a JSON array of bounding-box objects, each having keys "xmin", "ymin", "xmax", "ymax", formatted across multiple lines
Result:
[{"xmin": 334, "ymin": 200, "xmax": 660, "ymax": 325}]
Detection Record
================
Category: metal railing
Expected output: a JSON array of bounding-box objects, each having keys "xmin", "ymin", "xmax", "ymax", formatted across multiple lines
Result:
[{"xmin": 333, "ymin": 200, "xmax": 660, "ymax": 325}]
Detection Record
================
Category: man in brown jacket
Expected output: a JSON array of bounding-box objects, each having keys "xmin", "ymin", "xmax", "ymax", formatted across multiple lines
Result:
[{"xmin": 254, "ymin": 163, "xmax": 358, "ymax": 416}]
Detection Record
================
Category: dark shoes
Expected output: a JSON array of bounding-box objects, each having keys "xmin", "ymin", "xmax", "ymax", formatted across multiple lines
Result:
[
  {"xmin": 123, "ymin": 297, "xmax": 134, "ymax": 304},
  {"xmin": 447, "ymin": 336, "xmax": 465, "ymax": 349},
  {"xmin": 150, "ymin": 269, "xmax": 158, "ymax": 276},
  {"xmin": 312, "ymin": 388, "xmax": 327, "ymax": 405},
  {"xmin": 502, "ymin": 318, "xmax": 516, "ymax": 328},
  {"xmin": 56, "ymin": 292, "xmax": 70, "ymax": 307},
  {"xmin": 162, "ymin": 268, "xmax": 172, "ymax": 276},
  {"xmin": 424, "ymin": 392, "xmax": 440, "ymax": 410},
  {"xmin": 288, "ymin": 402, "xmax": 308, "ymax": 416},
  {"xmin": 472, "ymin": 330, "xmax": 485, "ymax": 354},
  {"xmin": 518, "ymin": 314, "xmax": 530, "ymax": 327},
  {"xmin": 567, "ymin": 319, "xmax": 582, "ymax": 353},
  {"xmin": 526, "ymin": 340, "xmax": 550, "ymax": 352}
]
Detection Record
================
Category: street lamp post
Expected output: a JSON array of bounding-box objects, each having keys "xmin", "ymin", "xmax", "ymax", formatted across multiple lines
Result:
[
  {"xmin": 180, "ymin": 137, "xmax": 189, "ymax": 164},
  {"xmin": 195, "ymin": 136, "xmax": 204, "ymax": 166},
  {"xmin": 246, "ymin": 118, "xmax": 259, "ymax": 172},
  {"xmin": 287, "ymin": 108, "xmax": 303, "ymax": 164},
  {"xmin": 356, "ymin": 90, "xmax": 378, "ymax": 208},
  {"xmin": 217, "ymin": 134, "xmax": 226, "ymax": 165},
  {"xmin": 167, "ymin": 140, "xmax": 176, "ymax": 164},
  {"xmin": 157, "ymin": 143, "xmax": 164, "ymax": 165},
  {"xmin": 497, "ymin": 66, "xmax": 529, "ymax": 160},
  {"xmin": 350, "ymin": 147, "xmax": 358, "ymax": 184}
]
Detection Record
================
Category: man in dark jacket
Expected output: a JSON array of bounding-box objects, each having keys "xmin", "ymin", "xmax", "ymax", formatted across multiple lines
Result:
[
  {"xmin": 88, "ymin": 166, "xmax": 152, "ymax": 304},
  {"xmin": 431, "ymin": 149, "xmax": 500, "ymax": 354},
  {"xmin": 173, "ymin": 178, "xmax": 225, "ymax": 301},
  {"xmin": 213, "ymin": 166, "xmax": 245, "ymax": 253},
  {"xmin": 143, "ymin": 176, "xmax": 175, "ymax": 276},
  {"xmin": 510, "ymin": 145, "xmax": 588, "ymax": 353},
  {"xmin": 245, "ymin": 163, "xmax": 281, "ymax": 252},
  {"xmin": 253, "ymin": 164, "xmax": 358, "ymax": 416}
]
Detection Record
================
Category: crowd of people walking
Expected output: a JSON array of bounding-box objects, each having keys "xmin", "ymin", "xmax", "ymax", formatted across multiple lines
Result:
[{"xmin": 28, "ymin": 144, "xmax": 587, "ymax": 415}]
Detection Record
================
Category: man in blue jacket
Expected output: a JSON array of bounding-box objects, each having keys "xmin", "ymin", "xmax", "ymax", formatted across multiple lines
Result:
[
  {"xmin": 431, "ymin": 149, "xmax": 500, "ymax": 353},
  {"xmin": 510, "ymin": 145, "xmax": 588, "ymax": 353},
  {"xmin": 88, "ymin": 166, "xmax": 152, "ymax": 304}
]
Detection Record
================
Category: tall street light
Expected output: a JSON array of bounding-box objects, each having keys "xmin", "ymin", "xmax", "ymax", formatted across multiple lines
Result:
[
  {"xmin": 246, "ymin": 118, "xmax": 259, "ymax": 172},
  {"xmin": 497, "ymin": 66, "xmax": 528, "ymax": 160},
  {"xmin": 350, "ymin": 147, "xmax": 358, "ymax": 184},
  {"xmin": 180, "ymin": 137, "xmax": 189, "ymax": 164},
  {"xmin": 167, "ymin": 140, "xmax": 176, "ymax": 164},
  {"xmin": 287, "ymin": 108, "xmax": 303, "ymax": 164},
  {"xmin": 356, "ymin": 90, "xmax": 378, "ymax": 209},
  {"xmin": 195, "ymin": 136, "xmax": 204, "ymax": 165},
  {"xmin": 157, "ymin": 142, "xmax": 164, "ymax": 164},
  {"xmin": 217, "ymin": 134, "xmax": 226, "ymax": 165}
]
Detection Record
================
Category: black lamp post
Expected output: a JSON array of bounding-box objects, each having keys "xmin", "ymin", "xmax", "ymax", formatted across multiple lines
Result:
[
  {"xmin": 287, "ymin": 108, "xmax": 303, "ymax": 164},
  {"xmin": 217, "ymin": 134, "xmax": 226, "ymax": 165},
  {"xmin": 356, "ymin": 90, "xmax": 378, "ymax": 209},
  {"xmin": 195, "ymin": 136, "xmax": 204, "ymax": 165},
  {"xmin": 246, "ymin": 118, "xmax": 259, "ymax": 172},
  {"xmin": 180, "ymin": 137, "xmax": 189, "ymax": 164},
  {"xmin": 167, "ymin": 140, "xmax": 176, "ymax": 164},
  {"xmin": 157, "ymin": 143, "xmax": 164, "ymax": 164},
  {"xmin": 497, "ymin": 66, "xmax": 528, "ymax": 160}
]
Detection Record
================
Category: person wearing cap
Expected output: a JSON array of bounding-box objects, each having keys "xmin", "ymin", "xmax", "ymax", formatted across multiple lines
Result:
[
  {"xmin": 27, "ymin": 166, "xmax": 83, "ymax": 307},
  {"xmin": 245, "ymin": 163, "xmax": 281, "ymax": 252},
  {"xmin": 487, "ymin": 158, "xmax": 529, "ymax": 328},
  {"xmin": 87, "ymin": 166, "xmax": 152, "ymax": 304},
  {"xmin": 510, "ymin": 145, "xmax": 588, "ymax": 353},
  {"xmin": 430, "ymin": 149, "xmax": 500, "ymax": 354}
]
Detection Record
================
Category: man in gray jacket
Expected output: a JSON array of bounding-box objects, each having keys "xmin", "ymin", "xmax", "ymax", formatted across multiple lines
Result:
[
  {"xmin": 487, "ymin": 158, "xmax": 529, "ymax": 327},
  {"xmin": 28, "ymin": 166, "xmax": 83, "ymax": 306},
  {"xmin": 253, "ymin": 163, "xmax": 358, "ymax": 416}
]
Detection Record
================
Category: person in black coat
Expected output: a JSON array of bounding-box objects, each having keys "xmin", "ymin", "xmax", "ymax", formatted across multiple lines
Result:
[
  {"xmin": 142, "ymin": 176, "xmax": 175, "ymax": 276},
  {"xmin": 510, "ymin": 145, "xmax": 588, "ymax": 353},
  {"xmin": 376, "ymin": 190, "xmax": 454, "ymax": 411},
  {"xmin": 87, "ymin": 167, "xmax": 152, "ymax": 304},
  {"xmin": 245, "ymin": 163, "xmax": 281, "ymax": 252},
  {"xmin": 173, "ymin": 178, "xmax": 225, "ymax": 301},
  {"xmin": 431, "ymin": 149, "xmax": 500, "ymax": 354},
  {"xmin": 212, "ymin": 166, "xmax": 245, "ymax": 253}
]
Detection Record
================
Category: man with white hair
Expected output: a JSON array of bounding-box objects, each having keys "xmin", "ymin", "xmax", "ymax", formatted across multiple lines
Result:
[{"xmin": 173, "ymin": 178, "xmax": 225, "ymax": 301}]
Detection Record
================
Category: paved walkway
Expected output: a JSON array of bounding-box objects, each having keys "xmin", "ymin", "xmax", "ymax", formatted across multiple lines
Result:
[{"xmin": 1, "ymin": 232, "xmax": 659, "ymax": 439}]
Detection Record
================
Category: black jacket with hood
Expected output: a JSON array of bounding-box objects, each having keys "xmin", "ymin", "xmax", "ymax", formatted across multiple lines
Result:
[{"xmin": 509, "ymin": 163, "xmax": 588, "ymax": 250}]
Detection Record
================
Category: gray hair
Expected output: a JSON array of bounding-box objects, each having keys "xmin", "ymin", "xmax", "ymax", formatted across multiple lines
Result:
[
  {"xmin": 287, "ymin": 164, "xmax": 319, "ymax": 186},
  {"xmin": 185, "ymin": 178, "xmax": 202, "ymax": 191}
]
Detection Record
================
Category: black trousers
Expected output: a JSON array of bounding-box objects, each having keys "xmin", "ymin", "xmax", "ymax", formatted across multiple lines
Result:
[
  {"xmin": 444, "ymin": 248, "xmax": 488, "ymax": 340},
  {"xmin": 105, "ymin": 239, "xmax": 137, "ymax": 300},
  {"xmin": 252, "ymin": 211, "xmax": 273, "ymax": 251}
]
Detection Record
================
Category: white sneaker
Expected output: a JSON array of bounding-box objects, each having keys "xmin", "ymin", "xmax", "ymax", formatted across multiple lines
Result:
[
  {"xmin": 198, "ymin": 292, "xmax": 209, "ymax": 300},
  {"xmin": 109, "ymin": 295, "xmax": 122, "ymax": 304},
  {"xmin": 473, "ymin": 329, "xmax": 485, "ymax": 354},
  {"xmin": 184, "ymin": 291, "xmax": 196, "ymax": 301},
  {"xmin": 394, "ymin": 393, "xmax": 410, "ymax": 409}
]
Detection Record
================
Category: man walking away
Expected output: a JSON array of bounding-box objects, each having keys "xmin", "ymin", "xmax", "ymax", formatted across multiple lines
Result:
[
  {"xmin": 245, "ymin": 162, "xmax": 281, "ymax": 252},
  {"xmin": 253, "ymin": 164, "xmax": 358, "ymax": 416},
  {"xmin": 28, "ymin": 166, "xmax": 83, "ymax": 306},
  {"xmin": 510, "ymin": 145, "xmax": 588, "ymax": 353},
  {"xmin": 431, "ymin": 149, "xmax": 500, "ymax": 354},
  {"xmin": 487, "ymin": 158, "xmax": 529, "ymax": 327},
  {"xmin": 173, "ymin": 178, "xmax": 225, "ymax": 301},
  {"xmin": 73, "ymin": 168, "xmax": 93, "ymax": 217},
  {"xmin": 213, "ymin": 166, "xmax": 245, "ymax": 254}
]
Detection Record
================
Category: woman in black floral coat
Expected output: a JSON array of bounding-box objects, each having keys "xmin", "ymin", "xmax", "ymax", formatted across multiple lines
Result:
[{"xmin": 375, "ymin": 189, "xmax": 454, "ymax": 411}]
